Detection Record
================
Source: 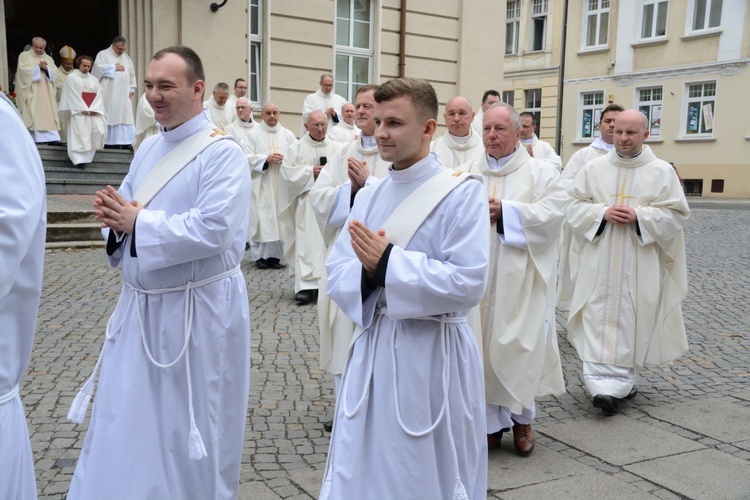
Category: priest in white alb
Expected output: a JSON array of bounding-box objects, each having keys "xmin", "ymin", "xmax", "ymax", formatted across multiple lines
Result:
[
  {"xmin": 244, "ymin": 102, "xmax": 297, "ymax": 269},
  {"xmin": 225, "ymin": 97, "xmax": 255, "ymax": 143},
  {"xmin": 327, "ymin": 102, "xmax": 359, "ymax": 143},
  {"xmin": 14, "ymin": 37, "xmax": 61, "ymax": 143},
  {"xmin": 302, "ymin": 73, "xmax": 347, "ymax": 133},
  {"xmin": 279, "ymin": 110, "xmax": 339, "ymax": 305},
  {"xmin": 203, "ymin": 82, "xmax": 233, "ymax": 130},
  {"xmin": 66, "ymin": 46, "xmax": 252, "ymax": 500},
  {"xmin": 465, "ymin": 103, "xmax": 566, "ymax": 456},
  {"xmin": 519, "ymin": 111, "xmax": 562, "ymax": 170},
  {"xmin": 321, "ymin": 78, "xmax": 489, "ymax": 500},
  {"xmin": 471, "ymin": 89, "xmax": 500, "ymax": 135},
  {"xmin": 93, "ymin": 36, "xmax": 136, "ymax": 148},
  {"xmin": 56, "ymin": 45, "xmax": 76, "ymax": 143},
  {"xmin": 58, "ymin": 55, "xmax": 107, "ymax": 166},
  {"xmin": 566, "ymin": 109, "xmax": 690, "ymax": 415},
  {"xmin": 556, "ymin": 104, "xmax": 623, "ymax": 310},
  {"xmin": 134, "ymin": 91, "xmax": 158, "ymax": 151},
  {"xmin": 0, "ymin": 90, "xmax": 47, "ymax": 500},
  {"xmin": 308, "ymin": 84, "xmax": 389, "ymax": 432},
  {"xmin": 431, "ymin": 96, "xmax": 485, "ymax": 169}
]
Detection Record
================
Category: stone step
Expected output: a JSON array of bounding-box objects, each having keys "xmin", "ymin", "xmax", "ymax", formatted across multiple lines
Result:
[
  {"xmin": 46, "ymin": 222, "xmax": 103, "ymax": 243},
  {"xmin": 46, "ymin": 179, "xmax": 123, "ymax": 195},
  {"xmin": 48, "ymin": 211, "xmax": 96, "ymax": 224},
  {"xmin": 38, "ymin": 145, "xmax": 131, "ymax": 195}
]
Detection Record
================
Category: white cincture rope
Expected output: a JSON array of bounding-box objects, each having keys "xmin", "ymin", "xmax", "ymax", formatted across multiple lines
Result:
[
  {"xmin": 67, "ymin": 265, "xmax": 241, "ymax": 462},
  {"xmin": 0, "ymin": 384, "xmax": 19, "ymax": 405}
]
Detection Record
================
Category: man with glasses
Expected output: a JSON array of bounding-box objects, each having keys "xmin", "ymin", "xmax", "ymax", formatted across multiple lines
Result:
[
  {"xmin": 302, "ymin": 73, "xmax": 347, "ymax": 133},
  {"xmin": 226, "ymin": 78, "xmax": 248, "ymax": 116}
]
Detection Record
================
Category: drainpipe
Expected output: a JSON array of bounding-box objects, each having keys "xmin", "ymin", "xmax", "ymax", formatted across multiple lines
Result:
[
  {"xmin": 399, "ymin": 0, "xmax": 407, "ymax": 77},
  {"xmin": 555, "ymin": 0, "xmax": 569, "ymax": 155}
]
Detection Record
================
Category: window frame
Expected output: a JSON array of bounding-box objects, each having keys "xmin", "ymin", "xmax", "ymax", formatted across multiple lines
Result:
[
  {"xmin": 687, "ymin": 0, "xmax": 723, "ymax": 33},
  {"xmin": 247, "ymin": 0, "xmax": 263, "ymax": 107},
  {"xmin": 638, "ymin": 0, "xmax": 669, "ymax": 41},
  {"xmin": 525, "ymin": 88, "xmax": 542, "ymax": 131},
  {"xmin": 505, "ymin": 0, "xmax": 521, "ymax": 55},
  {"xmin": 582, "ymin": 0, "xmax": 611, "ymax": 50},
  {"xmin": 578, "ymin": 90, "xmax": 605, "ymax": 140},
  {"xmin": 681, "ymin": 80, "xmax": 717, "ymax": 138},
  {"xmin": 635, "ymin": 85, "xmax": 664, "ymax": 139},
  {"xmin": 530, "ymin": 0, "xmax": 548, "ymax": 52},
  {"xmin": 334, "ymin": 0, "xmax": 374, "ymax": 101},
  {"xmin": 502, "ymin": 90, "xmax": 515, "ymax": 107}
]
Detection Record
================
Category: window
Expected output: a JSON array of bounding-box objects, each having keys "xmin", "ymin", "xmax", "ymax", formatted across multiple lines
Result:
[
  {"xmin": 502, "ymin": 90, "xmax": 515, "ymax": 106},
  {"xmin": 335, "ymin": 0, "xmax": 373, "ymax": 101},
  {"xmin": 530, "ymin": 0, "xmax": 548, "ymax": 51},
  {"xmin": 580, "ymin": 91, "xmax": 604, "ymax": 138},
  {"xmin": 584, "ymin": 0, "xmax": 610, "ymax": 49},
  {"xmin": 505, "ymin": 1, "xmax": 521, "ymax": 55},
  {"xmin": 691, "ymin": 0, "xmax": 722, "ymax": 31},
  {"xmin": 248, "ymin": 0, "xmax": 262, "ymax": 104},
  {"xmin": 640, "ymin": 0, "xmax": 668, "ymax": 39},
  {"xmin": 637, "ymin": 86, "xmax": 663, "ymax": 138},
  {"xmin": 684, "ymin": 81, "xmax": 716, "ymax": 136},
  {"xmin": 711, "ymin": 179, "xmax": 724, "ymax": 193},
  {"xmin": 525, "ymin": 88, "xmax": 542, "ymax": 129}
]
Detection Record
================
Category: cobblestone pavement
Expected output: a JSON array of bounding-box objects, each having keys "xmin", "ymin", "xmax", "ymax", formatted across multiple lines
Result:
[{"xmin": 24, "ymin": 207, "xmax": 750, "ymax": 499}]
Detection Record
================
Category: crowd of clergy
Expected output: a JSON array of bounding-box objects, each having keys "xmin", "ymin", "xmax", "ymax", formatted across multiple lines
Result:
[
  {"xmin": 12, "ymin": 36, "xmax": 139, "ymax": 166},
  {"xmin": 3, "ymin": 37, "xmax": 690, "ymax": 498}
]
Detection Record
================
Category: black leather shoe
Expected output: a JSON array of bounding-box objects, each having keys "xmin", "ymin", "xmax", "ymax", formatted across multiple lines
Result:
[
  {"xmin": 255, "ymin": 258, "xmax": 268, "ymax": 269},
  {"xmin": 487, "ymin": 427, "xmax": 509, "ymax": 451},
  {"xmin": 624, "ymin": 387, "xmax": 638, "ymax": 400},
  {"xmin": 593, "ymin": 394, "xmax": 619, "ymax": 415},
  {"xmin": 295, "ymin": 290, "xmax": 314, "ymax": 304},
  {"xmin": 267, "ymin": 258, "xmax": 286, "ymax": 269},
  {"xmin": 324, "ymin": 420, "xmax": 333, "ymax": 432}
]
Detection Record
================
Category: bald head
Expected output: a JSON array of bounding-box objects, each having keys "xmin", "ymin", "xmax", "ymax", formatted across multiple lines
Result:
[
  {"xmin": 444, "ymin": 96, "xmax": 475, "ymax": 137},
  {"xmin": 261, "ymin": 103, "xmax": 280, "ymax": 127},
  {"xmin": 613, "ymin": 109, "xmax": 650, "ymax": 157},
  {"xmin": 341, "ymin": 102, "xmax": 356, "ymax": 125}
]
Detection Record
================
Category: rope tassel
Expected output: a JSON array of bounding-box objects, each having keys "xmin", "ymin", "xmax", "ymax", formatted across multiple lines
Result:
[
  {"xmin": 67, "ymin": 377, "xmax": 94, "ymax": 424},
  {"xmin": 188, "ymin": 410, "xmax": 207, "ymax": 460}
]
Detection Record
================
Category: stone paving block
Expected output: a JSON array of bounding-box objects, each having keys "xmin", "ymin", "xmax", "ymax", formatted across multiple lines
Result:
[
  {"xmin": 487, "ymin": 443, "xmax": 596, "ymax": 491},
  {"xmin": 641, "ymin": 398, "xmax": 750, "ymax": 443},
  {"xmin": 492, "ymin": 473, "xmax": 657, "ymax": 499},
  {"xmin": 238, "ymin": 481, "xmax": 283, "ymax": 500},
  {"xmin": 624, "ymin": 448, "xmax": 750, "ymax": 499},
  {"xmin": 288, "ymin": 468, "xmax": 323, "ymax": 498},
  {"xmin": 540, "ymin": 415, "xmax": 705, "ymax": 466}
]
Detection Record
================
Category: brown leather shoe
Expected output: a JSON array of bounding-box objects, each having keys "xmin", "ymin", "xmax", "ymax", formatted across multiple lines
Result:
[
  {"xmin": 512, "ymin": 422, "xmax": 535, "ymax": 457},
  {"xmin": 487, "ymin": 429, "xmax": 507, "ymax": 451}
]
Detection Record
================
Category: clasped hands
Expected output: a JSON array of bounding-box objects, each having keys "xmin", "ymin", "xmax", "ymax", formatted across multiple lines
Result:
[
  {"xmin": 349, "ymin": 220, "xmax": 389, "ymax": 275},
  {"xmin": 347, "ymin": 158, "xmax": 369, "ymax": 193},
  {"xmin": 604, "ymin": 205, "xmax": 637, "ymax": 225},
  {"xmin": 93, "ymin": 185, "xmax": 142, "ymax": 234}
]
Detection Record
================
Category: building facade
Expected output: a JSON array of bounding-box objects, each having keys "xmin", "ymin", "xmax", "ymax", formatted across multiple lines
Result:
[{"xmin": 560, "ymin": 0, "xmax": 750, "ymax": 198}]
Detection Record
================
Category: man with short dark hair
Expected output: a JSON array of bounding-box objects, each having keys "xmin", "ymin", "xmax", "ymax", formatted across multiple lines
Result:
[
  {"xmin": 93, "ymin": 36, "xmax": 137, "ymax": 149},
  {"xmin": 519, "ymin": 111, "xmax": 562, "ymax": 170},
  {"xmin": 557, "ymin": 103, "xmax": 624, "ymax": 310},
  {"xmin": 67, "ymin": 45, "xmax": 252, "ymax": 499},
  {"xmin": 321, "ymin": 77, "xmax": 489, "ymax": 499},
  {"xmin": 226, "ymin": 77, "xmax": 248, "ymax": 113},
  {"xmin": 472, "ymin": 88, "xmax": 501, "ymax": 134},
  {"xmin": 566, "ymin": 109, "xmax": 690, "ymax": 415}
]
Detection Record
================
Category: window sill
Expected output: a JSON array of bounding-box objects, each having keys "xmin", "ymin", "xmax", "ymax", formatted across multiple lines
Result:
[
  {"xmin": 577, "ymin": 47, "xmax": 610, "ymax": 55},
  {"xmin": 572, "ymin": 140, "xmax": 596, "ymax": 145},
  {"xmin": 674, "ymin": 136, "xmax": 716, "ymax": 142},
  {"xmin": 646, "ymin": 138, "xmax": 663, "ymax": 143},
  {"xmin": 631, "ymin": 38, "xmax": 668, "ymax": 48},
  {"xmin": 680, "ymin": 28, "xmax": 723, "ymax": 41}
]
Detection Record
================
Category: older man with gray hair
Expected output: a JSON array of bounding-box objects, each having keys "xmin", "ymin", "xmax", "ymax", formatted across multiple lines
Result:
[
  {"xmin": 14, "ymin": 36, "xmax": 61, "ymax": 143},
  {"xmin": 93, "ymin": 36, "xmax": 137, "ymax": 149},
  {"xmin": 465, "ymin": 102, "xmax": 566, "ymax": 456},
  {"xmin": 204, "ymin": 82, "xmax": 233, "ymax": 130}
]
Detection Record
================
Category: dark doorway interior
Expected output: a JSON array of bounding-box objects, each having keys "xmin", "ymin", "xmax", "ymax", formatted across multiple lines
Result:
[{"xmin": 5, "ymin": 0, "xmax": 119, "ymax": 90}]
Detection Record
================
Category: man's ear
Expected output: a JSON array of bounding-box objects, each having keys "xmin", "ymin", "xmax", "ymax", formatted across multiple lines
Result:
[
  {"xmin": 423, "ymin": 118, "xmax": 438, "ymax": 139},
  {"xmin": 193, "ymin": 80, "xmax": 205, "ymax": 100}
]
